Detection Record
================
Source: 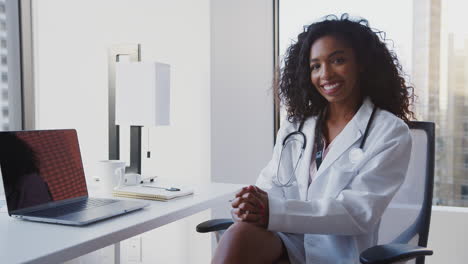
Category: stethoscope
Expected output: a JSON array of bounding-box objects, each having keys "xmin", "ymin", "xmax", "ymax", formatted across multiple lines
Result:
[{"xmin": 274, "ymin": 105, "xmax": 377, "ymax": 187}]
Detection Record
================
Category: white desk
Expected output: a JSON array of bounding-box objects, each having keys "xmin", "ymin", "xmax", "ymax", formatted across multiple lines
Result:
[{"xmin": 0, "ymin": 182, "xmax": 242, "ymax": 264}]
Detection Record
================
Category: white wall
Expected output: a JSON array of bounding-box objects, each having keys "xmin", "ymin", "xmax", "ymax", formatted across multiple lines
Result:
[
  {"xmin": 33, "ymin": 0, "xmax": 211, "ymax": 183},
  {"xmin": 210, "ymin": 0, "xmax": 274, "ymax": 185},
  {"xmin": 32, "ymin": 0, "xmax": 211, "ymax": 263},
  {"xmin": 209, "ymin": 0, "xmax": 275, "ymax": 232},
  {"xmin": 426, "ymin": 206, "xmax": 468, "ymax": 263}
]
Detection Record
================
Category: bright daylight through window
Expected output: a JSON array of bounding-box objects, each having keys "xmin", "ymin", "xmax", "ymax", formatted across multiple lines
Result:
[
  {"xmin": 279, "ymin": 0, "xmax": 468, "ymax": 207},
  {"xmin": 0, "ymin": 0, "xmax": 21, "ymax": 133}
]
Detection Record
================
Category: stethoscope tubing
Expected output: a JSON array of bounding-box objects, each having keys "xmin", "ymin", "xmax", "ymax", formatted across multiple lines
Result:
[
  {"xmin": 282, "ymin": 131, "xmax": 307, "ymax": 149},
  {"xmin": 274, "ymin": 105, "xmax": 377, "ymax": 188}
]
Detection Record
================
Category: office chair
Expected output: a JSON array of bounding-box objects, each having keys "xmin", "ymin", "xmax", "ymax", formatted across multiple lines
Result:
[{"xmin": 197, "ymin": 121, "xmax": 435, "ymax": 264}]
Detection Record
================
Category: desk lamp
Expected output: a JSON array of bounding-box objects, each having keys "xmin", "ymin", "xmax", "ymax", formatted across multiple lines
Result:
[{"xmin": 114, "ymin": 61, "xmax": 170, "ymax": 174}]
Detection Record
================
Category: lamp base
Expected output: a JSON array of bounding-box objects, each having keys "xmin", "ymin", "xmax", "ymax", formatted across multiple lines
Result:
[{"xmin": 126, "ymin": 125, "xmax": 142, "ymax": 174}]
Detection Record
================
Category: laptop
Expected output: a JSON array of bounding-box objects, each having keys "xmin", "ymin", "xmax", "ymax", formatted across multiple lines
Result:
[{"xmin": 0, "ymin": 129, "xmax": 148, "ymax": 225}]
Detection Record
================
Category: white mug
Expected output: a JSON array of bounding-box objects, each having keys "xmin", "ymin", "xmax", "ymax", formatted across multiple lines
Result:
[{"xmin": 96, "ymin": 160, "xmax": 126, "ymax": 194}]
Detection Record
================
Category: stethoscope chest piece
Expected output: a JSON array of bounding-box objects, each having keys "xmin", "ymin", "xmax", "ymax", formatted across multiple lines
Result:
[{"xmin": 349, "ymin": 148, "xmax": 364, "ymax": 164}]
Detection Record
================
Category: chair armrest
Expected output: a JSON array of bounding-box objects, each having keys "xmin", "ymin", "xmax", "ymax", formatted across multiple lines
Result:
[
  {"xmin": 196, "ymin": 218, "xmax": 234, "ymax": 233},
  {"xmin": 359, "ymin": 243, "xmax": 433, "ymax": 264}
]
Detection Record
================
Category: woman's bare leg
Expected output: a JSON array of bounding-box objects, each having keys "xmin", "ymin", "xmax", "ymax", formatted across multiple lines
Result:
[{"xmin": 212, "ymin": 222, "xmax": 285, "ymax": 264}]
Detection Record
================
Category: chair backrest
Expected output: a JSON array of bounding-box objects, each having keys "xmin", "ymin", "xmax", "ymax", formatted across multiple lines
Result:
[{"xmin": 377, "ymin": 121, "xmax": 435, "ymax": 264}]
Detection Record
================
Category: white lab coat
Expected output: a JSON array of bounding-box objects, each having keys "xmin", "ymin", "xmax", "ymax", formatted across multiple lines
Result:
[{"xmin": 256, "ymin": 98, "xmax": 412, "ymax": 264}]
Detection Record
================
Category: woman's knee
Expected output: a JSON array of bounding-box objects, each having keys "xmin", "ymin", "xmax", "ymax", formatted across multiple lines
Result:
[{"xmin": 213, "ymin": 222, "xmax": 283, "ymax": 264}]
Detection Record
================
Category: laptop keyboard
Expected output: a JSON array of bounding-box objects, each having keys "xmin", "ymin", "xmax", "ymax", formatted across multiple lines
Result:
[{"xmin": 23, "ymin": 198, "xmax": 118, "ymax": 218}]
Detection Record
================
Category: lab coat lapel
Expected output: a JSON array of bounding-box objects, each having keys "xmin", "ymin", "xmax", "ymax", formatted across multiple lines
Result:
[
  {"xmin": 314, "ymin": 98, "xmax": 374, "ymax": 180},
  {"xmin": 314, "ymin": 121, "xmax": 362, "ymax": 179}
]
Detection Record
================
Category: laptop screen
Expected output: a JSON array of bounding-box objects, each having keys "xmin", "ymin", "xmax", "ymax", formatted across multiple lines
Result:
[{"xmin": 0, "ymin": 129, "xmax": 88, "ymax": 212}]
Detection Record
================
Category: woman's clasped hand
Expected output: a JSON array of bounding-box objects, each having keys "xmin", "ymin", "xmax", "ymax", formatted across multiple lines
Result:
[{"xmin": 230, "ymin": 185, "xmax": 269, "ymax": 228}]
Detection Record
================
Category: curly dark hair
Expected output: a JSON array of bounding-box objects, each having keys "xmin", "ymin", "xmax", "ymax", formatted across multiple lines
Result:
[{"xmin": 278, "ymin": 13, "xmax": 415, "ymax": 123}]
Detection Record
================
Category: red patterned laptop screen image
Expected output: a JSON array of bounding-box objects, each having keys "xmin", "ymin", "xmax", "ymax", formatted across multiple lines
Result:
[{"xmin": 0, "ymin": 130, "xmax": 88, "ymax": 212}]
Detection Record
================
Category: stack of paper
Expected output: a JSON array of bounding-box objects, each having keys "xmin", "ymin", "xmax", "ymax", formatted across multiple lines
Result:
[{"xmin": 112, "ymin": 184, "xmax": 194, "ymax": 201}]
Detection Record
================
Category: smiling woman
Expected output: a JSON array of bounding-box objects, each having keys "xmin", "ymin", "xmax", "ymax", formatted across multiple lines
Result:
[
  {"xmin": 213, "ymin": 14, "xmax": 416, "ymax": 264},
  {"xmin": 279, "ymin": 14, "xmax": 415, "ymax": 125}
]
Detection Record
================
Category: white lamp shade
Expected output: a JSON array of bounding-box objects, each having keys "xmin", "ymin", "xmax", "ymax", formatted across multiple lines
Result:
[{"xmin": 115, "ymin": 62, "xmax": 170, "ymax": 126}]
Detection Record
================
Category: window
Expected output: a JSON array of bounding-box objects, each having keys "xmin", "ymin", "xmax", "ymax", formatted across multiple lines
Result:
[
  {"xmin": 461, "ymin": 185, "xmax": 468, "ymax": 200},
  {"xmin": 279, "ymin": 0, "xmax": 468, "ymax": 206},
  {"xmin": 1, "ymin": 88, "xmax": 7, "ymax": 100},
  {"xmin": 0, "ymin": 38, "xmax": 6, "ymax": 48},
  {"xmin": 0, "ymin": 0, "xmax": 22, "ymax": 132},
  {"xmin": 1, "ymin": 105, "xmax": 8, "ymax": 116}
]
